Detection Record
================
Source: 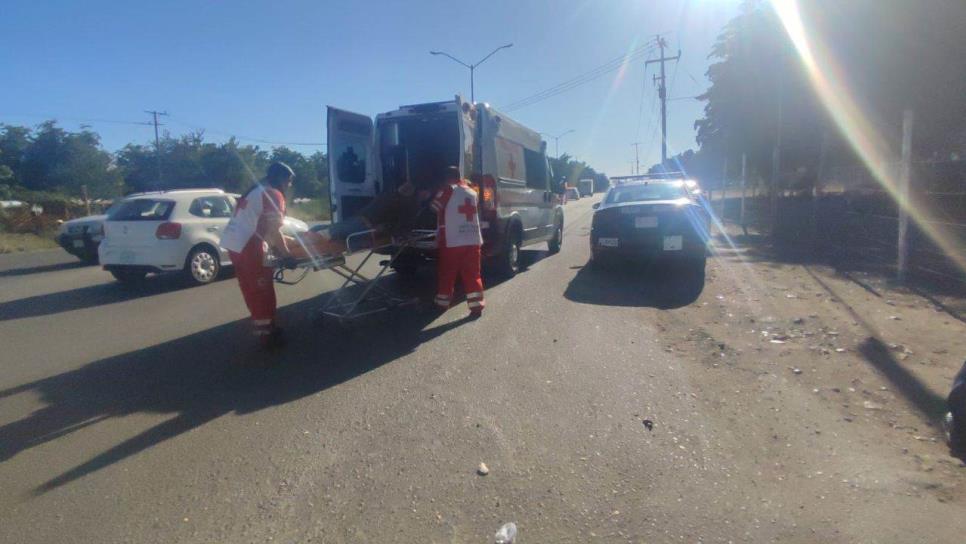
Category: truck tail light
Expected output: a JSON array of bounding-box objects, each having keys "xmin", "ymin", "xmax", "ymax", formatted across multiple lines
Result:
[{"xmin": 155, "ymin": 222, "xmax": 182, "ymax": 240}]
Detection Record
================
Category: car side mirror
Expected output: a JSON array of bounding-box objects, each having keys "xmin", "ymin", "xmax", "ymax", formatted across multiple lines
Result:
[{"xmin": 592, "ymin": 203, "xmax": 600, "ymax": 209}]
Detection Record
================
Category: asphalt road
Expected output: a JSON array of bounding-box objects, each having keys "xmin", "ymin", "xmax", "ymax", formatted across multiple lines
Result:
[{"xmin": 2, "ymin": 196, "xmax": 965, "ymax": 543}]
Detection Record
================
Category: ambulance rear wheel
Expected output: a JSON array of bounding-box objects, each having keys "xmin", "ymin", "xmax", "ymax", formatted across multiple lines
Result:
[
  {"xmin": 391, "ymin": 264, "xmax": 418, "ymax": 279},
  {"xmin": 495, "ymin": 228, "xmax": 522, "ymax": 278},
  {"xmin": 548, "ymin": 219, "xmax": 563, "ymax": 254}
]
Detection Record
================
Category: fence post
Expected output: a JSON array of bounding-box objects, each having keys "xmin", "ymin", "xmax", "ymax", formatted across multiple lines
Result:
[
  {"xmin": 897, "ymin": 109, "xmax": 914, "ymax": 282},
  {"xmin": 813, "ymin": 132, "xmax": 829, "ymax": 254},
  {"xmin": 740, "ymin": 153, "xmax": 747, "ymax": 232},
  {"xmin": 720, "ymin": 155, "xmax": 728, "ymax": 222}
]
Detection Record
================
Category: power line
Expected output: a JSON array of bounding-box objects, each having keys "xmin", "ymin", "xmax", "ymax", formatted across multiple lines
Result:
[
  {"xmin": 165, "ymin": 116, "xmax": 325, "ymax": 147},
  {"xmin": 503, "ymin": 42, "xmax": 658, "ymax": 112},
  {"xmin": 0, "ymin": 113, "xmax": 151, "ymax": 126}
]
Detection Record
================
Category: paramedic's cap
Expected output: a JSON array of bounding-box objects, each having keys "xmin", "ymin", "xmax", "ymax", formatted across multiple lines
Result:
[
  {"xmin": 267, "ymin": 161, "xmax": 295, "ymax": 184},
  {"xmin": 445, "ymin": 166, "xmax": 460, "ymax": 180}
]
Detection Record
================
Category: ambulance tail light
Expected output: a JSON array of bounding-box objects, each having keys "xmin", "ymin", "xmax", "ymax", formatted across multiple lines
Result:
[
  {"xmin": 480, "ymin": 175, "xmax": 497, "ymax": 213},
  {"xmin": 155, "ymin": 222, "xmax": 182, "ymax": 240}
]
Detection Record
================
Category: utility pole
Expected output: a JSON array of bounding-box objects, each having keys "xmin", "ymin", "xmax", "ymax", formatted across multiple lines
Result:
[
  {"xmin": 631, "ymin": 142, "xmax": 642, "ymax": 175},
  {"xmin": 145, "ymin": 110, "xmax": 168, "ymax": 189},
  {"xmin": 645, "ymin": 36, "xmax": 680, "ymax": 165}
]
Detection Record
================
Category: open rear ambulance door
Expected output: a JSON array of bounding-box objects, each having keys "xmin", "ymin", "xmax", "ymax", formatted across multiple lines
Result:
[{"xmin": 327, "ymin": 106, "xmax": 377, "ymax": 222}]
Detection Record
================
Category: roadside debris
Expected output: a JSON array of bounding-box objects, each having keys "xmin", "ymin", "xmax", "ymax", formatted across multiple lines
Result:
[
  {"xmin": 642, "ymin": 419, "xmax": 654, "ymax": 431},
  {"xmin": 494, "ymin": 522, "xmax": 518, "ymax": 544},
  {"xmin": 792, "ymin": 368, "xmax": 803, "ymax": 375},
  {"xmin": 477, "ymin": 462, "xmax": 490, "ymax": 476}
]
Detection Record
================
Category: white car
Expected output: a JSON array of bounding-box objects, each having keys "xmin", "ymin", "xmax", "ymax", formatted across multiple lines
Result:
[
  {"xmin": 99, "ymin": 188, "xmax": 309, "ymax": 285},
  {"xmin": 565, "ymin": 187, "xmax": 581, "ymax": 201}
]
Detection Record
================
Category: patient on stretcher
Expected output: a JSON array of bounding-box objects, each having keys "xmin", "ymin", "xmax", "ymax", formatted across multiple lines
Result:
[{"xmin": 285, "ymin": 181, "xmax": 429, "ymax": 262}]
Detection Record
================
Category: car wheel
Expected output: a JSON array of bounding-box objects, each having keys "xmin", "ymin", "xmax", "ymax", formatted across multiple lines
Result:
[
  {"xmin": 495, "ymin": 228, "xmax": 522, "ymax": 278},
  {"xmin": 111, "ymin": 270, "xmax": 147, "ymax": 283},
  {"xmin": 548, "ymin": 219, "xmax": 563, "ymax": 254},
  {"xmin": 185, "ymin": 245, "xmax": 221, "ymax": 286}
]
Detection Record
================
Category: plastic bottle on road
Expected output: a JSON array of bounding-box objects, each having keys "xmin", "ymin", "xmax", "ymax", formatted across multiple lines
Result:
[{"xmin": 494, "ymin": 522, "xmax": 517, "ymax": 543}]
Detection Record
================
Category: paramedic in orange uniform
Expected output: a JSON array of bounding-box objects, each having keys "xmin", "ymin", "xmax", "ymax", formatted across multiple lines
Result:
[
  {"xmin": 430, "ymin": 166, "xmax": 485, "ymax": 317},
  {"xmin": 219, "ymin": 162, "xmax": 294, "ymax": 348}
]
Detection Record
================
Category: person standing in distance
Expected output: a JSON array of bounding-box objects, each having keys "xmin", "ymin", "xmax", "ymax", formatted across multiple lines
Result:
[
  {"xmin": 219, "ymin": 162, "xmax": 294, "ymax": 348},
  {"xmin": 430, "ymin": 166, "xmax": 485, "ymax": 317}
]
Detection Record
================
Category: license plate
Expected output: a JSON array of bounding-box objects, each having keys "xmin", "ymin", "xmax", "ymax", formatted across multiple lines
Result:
[
  {"xmin": 598, "ymin": 237, "xmax": 619, "ymax": 247},
  {"xmin": 634, "ymin": 216, "xmax": 658, "ymax": 228},
  {"xmin": 72, "ymin": 239, "xmax": 85, "ymax": 248},
  {"xmin": 120, "ymin": 250, "xmax": 136, "ymax": 264},
  {"xmin": 663, "ymin": 235, "xmax": 683, "ymax": 251}
]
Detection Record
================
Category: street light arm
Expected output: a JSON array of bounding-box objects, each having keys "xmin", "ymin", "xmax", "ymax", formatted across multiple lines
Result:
[
  {"xmin": 473, "ymin": 43, "xmax": 513, "ymax": 68},
  {"xmin": 429, "ymin": 50, "xmax": 471, "ymax": 69}
]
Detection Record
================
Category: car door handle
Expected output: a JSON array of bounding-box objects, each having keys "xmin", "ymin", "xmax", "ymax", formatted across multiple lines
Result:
[{"xmin": 207, "ymin": 226, "xmax": 219, "ymax": 232}]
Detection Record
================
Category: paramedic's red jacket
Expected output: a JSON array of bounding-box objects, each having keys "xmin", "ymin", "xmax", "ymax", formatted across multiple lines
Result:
[
  {"xmin": 219, "ymin": 184, "xmax": 286, "ymax": 334},
  {"xmin": 430, "ymin": 179, "xmax": 485, "ymax": 311}
]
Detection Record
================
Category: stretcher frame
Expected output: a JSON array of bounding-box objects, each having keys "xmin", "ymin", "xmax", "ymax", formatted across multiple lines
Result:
[{"xmin": 273, "ymin": 228, "xmax": 437, "ymax": 325}]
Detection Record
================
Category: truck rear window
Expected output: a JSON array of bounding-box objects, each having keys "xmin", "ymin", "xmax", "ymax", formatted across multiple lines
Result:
[{"xmin": 108, "ymin": 199, "xmax": 175, "ymax": 221}]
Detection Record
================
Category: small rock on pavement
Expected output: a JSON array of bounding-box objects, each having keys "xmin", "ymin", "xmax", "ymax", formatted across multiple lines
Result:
[
  {"xmin": 792, "ymin": 368, "xmax": 803, "ymax": 375},
  {"xmin": 477, "ymin": 462, "xmax": 490, "ymax": 476},
  {"xmin": 642, "ymin": 419, "xmax": 654, "ymax": 431}
]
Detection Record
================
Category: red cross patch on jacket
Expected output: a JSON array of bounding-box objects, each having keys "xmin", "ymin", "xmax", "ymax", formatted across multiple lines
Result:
[{"xmin": 430, "ymin": 180, "xmax": 484, "ymax": 248}]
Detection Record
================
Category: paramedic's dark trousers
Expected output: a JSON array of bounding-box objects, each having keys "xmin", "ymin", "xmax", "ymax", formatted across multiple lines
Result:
[{"xmin": 229, "ymin": 239, "xmax": 277, "ymax": 337}]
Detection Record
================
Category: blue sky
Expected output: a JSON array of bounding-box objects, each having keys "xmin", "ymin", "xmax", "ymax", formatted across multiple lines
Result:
[{"xmin": 0, "ymin": 0, "xmax": 739, "ymax": 176}]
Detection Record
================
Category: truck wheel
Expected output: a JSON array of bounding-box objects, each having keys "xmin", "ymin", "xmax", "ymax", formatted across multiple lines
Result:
[
  {"xmin": 548, "ymin": 219, "xmax": 563, "ymax": 254},
  {"xmin": 111, "ymin": 270, "xmax": 147, "ymax": 283},
  {"xmin": 495, "ymin": 228, "xmax": 522, "ymax": 278},
  {"xmin": 184, "ymin": 245, "xmax": 221, "ymax": 286}
]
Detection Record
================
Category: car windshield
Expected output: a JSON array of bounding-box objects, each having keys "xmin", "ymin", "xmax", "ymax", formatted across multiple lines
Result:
[
  {"xmin": 606, "ymin": 183, "xmax": 688, "ymax": 204},
  {"xmin": 107, "ymin": 199, "xmax": 175, "ymax": 221}
]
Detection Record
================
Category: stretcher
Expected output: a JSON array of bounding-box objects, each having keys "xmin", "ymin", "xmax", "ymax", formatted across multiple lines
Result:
[{"xmin": 271, "ymin": 228, "xmax": 437, "ymax": 325}]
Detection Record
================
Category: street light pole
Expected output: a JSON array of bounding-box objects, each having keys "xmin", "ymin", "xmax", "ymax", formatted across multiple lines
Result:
[
  {"xmin": 541, "ymin": 129, "xmax": 575, "ymax": 159},
  {"xmin": 430, "ymin": 43, "xmax": 513, "ymax": 103}
]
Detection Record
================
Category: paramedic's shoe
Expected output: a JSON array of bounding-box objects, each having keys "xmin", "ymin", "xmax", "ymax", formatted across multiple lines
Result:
[
  {"xmin": 260, "ymin": 327, "xmax": 286, "ymax": 350},
  {"xmin": 469, "ymin": 308, "xmax": 483, "ymax": 319}
]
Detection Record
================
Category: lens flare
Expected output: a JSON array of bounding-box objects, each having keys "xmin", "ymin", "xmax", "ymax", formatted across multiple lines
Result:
[{"xmin": 771, "ymin": 0, "xmax": 966, "ymax": 276}]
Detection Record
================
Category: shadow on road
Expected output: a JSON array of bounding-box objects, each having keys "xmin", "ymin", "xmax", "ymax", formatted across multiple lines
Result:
[
  {"xmin": 0, "ymin": 276, "xmax": 476, "ymax": 495},
  {"xmin": 802, "ymin": 266, "xmax": 949, "ymax": 424},
  {"xmin": 0, "ymin": 274, "xmax": 227, "ymax": 322},
  {"xmin": 564, "ymin": 260, "xmax": 705, "ymax": 309},
  {"xmin": 0, "ymin": 260, "xmax": 88, "ymax": 278}
]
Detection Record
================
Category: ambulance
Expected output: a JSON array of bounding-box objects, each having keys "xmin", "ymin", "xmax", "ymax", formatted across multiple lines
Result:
[{"xmin": 327, "ymin": 96, "xmax": 565, "ymax": 277}]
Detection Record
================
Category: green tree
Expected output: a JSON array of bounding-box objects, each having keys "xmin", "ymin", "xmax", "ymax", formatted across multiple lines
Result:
[
  {"xmin": 19, "ymin": 122, "xmax": 122, "ymax": 197},
  {"xmin": 269, "ymin": 146, "xmax": 322, "ymax": 198}
]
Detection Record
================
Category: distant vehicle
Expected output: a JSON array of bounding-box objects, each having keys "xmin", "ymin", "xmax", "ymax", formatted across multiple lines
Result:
[
  {"xmin": 577, "ymin": 178, "xmax": 594, "ymax": 197},
  {"xmin": 56, "ymin": 207, "xmax": 114, "ymax": 264},
  {"xmin": 590, "ymin": 179, "xmax": 710, "ymax": 273},
  {"xmin": 565, "ymin": 187, "xmax": 581, "ymax": 201},
  {"xmin": 327, "ymin": 96, "xmax": 565, "ymax": 277},
  {"xmin": 99, "ymin": 188, "xmax": 308, "ymax": 285}
]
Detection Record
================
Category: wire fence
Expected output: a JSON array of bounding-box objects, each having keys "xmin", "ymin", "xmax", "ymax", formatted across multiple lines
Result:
[{"xmin": 713, "ymin": 159, "xmax": 966, "ymax": 292}]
